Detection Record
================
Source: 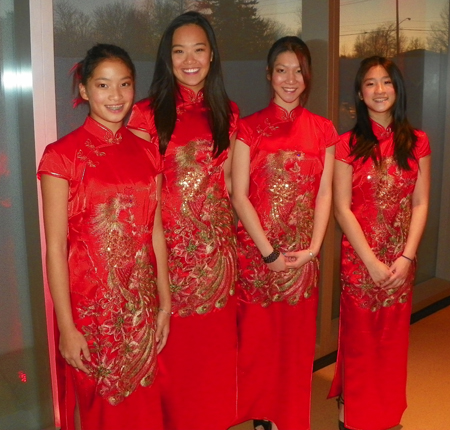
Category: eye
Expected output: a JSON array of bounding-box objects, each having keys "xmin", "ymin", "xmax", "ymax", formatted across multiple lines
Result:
[
  {"xmin": 275, "ymin": 68, "xmax": 285, "ymax": 73},
  {"xmin": 172, "ymin": 49, "xmax": 183, "ymax": 54},
  {"xmin": 121, "ymin": 81, "xmax": 132, "ymax": 87},
  {"xmin": 98, "ymin": 83, "xmax": 108, "ymax": 88},
  {"xmin": 195, "ymin": 47, "xmax": 205, "ymax": 52}
]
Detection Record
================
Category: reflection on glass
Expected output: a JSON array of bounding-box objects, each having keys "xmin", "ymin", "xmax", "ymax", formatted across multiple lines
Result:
[{"xmin": 335, "ymin": 0, "xmax": 449, "ymax": 319}]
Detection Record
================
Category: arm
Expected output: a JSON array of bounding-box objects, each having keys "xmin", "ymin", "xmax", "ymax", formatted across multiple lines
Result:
[
  {"xmin": 285, "ymin": 146, "xmax": 335, "ymax": 269},
  {"xmin": 152, "ymin": 174, "xmax": 171, "ymax": 353},
  {"xmin": 41, "ymin": 175, "xmax": 91, "ymax": 373},
  {"xmin": 231, "ymin": 139, "xmax": 286, "ymax": 272},
  {"xmin": 223, "ymin": 132, "xmax": 236, "ymax": 196},
  {"xmin": 333, "ymin": 159, "xmax": 392, "ymax": 286},
  {"xmin": 383, "ymin": 155, "xmax": 431, "ymax": 287}
]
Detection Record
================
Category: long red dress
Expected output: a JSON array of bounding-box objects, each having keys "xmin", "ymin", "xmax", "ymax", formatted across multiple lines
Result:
[
  {"xmin": 328, "ymin": 121, "xmax": 431, "ymax": 430},
  {"xmin": 235, "ymin": 101, "xmax": 338, "ymax": 430},
  {"xmin": 128, "ymin": 85, "xmax": 239, "ymax": 430},
  {"xmin": 38, "ymin": 116, "xmax": 164, "ymax": 430}
]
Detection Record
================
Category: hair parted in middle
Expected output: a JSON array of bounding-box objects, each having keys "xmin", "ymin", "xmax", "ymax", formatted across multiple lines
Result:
[
  {"xmin": 350, "ymin": 55, "xmax": 417, "ymax": 170},
  {"xmin": 149, "ymin": 11, "xmax": 232, "ymax": 156},
  {"xmin": 267, "ymin": 36, "xmax": 312, "ymax": 107}
]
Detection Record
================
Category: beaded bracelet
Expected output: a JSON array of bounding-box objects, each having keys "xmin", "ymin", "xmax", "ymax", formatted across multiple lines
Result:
[
  {"xmin": 401, "ymin": 254, "xmax": 413, "ymax": 263},
  {"xmin": 262, "ymin": 250, "xmax": 280, "ymax": 264},
  {"xmin": 308, "ymin": 249, "xmax": 314, "ymax": 261},
  {"xmin": 159, "ymin": 308, "xmax": 171, "ymax": 316}
]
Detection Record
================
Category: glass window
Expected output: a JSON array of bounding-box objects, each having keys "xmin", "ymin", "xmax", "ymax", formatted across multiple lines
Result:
[
  {"xmin": 337, "ymin": 0, "xmax": 450, "ymax": 320},
  {"xmin": 53, "ymin": 0, "xmax": 303, "ymax": 137}
]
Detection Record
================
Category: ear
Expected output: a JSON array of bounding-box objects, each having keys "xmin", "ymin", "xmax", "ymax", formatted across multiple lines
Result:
[
  {"xmin": 266, "ymin": 67, "xmax": 271, "ymax": 82},
  {"xmin": 358, "ymin": 91, "xmax": 363, "ymax": 101},
  {"xmin": 210, "ymin": 52, "xmax": 213, "ymax": 62},
  {"xmin": 79, "ymin": 83, "xmax": 89, "ymax": 101}
]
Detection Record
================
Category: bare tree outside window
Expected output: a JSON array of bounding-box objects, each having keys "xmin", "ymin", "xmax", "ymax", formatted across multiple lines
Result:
[{"xmin": 427, "ymin": 5, "xmax": 449, "ymax": 52}]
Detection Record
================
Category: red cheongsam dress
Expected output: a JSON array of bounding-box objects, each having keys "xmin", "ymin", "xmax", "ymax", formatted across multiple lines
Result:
[
  {"xmin": 328, "ymin": 120, "xmax": 431, "ymax": 430},
  {"xmin": 38, "ymin": 116, "xmax": 164, "ymax": 430},
  {"xmin": 235, "ymin": 101, "xmax": 339, "ymax": 430},
  {"xmin": 128, "ymin": 85, "xmax": 239, "ymax": 430}
]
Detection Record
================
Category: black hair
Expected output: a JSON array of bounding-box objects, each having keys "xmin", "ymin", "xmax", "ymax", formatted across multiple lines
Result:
[
  {"xmin": 149, "ymin": 11, "xmax": 232, "ymax": 156},
  {"xmin": 350, "ymin": 55, "xmax": 417, "ymax": 170},
  {"xmin": 267, "ymin": 36, "xmax": 312, "ymax": 107},
  {"xmin": 72, "ymin": 43, "xmax": 135, "ymax": 106}
]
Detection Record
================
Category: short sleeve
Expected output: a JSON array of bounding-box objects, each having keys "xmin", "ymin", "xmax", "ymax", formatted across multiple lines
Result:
[
  {"xmin": 128, "ymin": 99, "xmax": 153, "ymax": 134},
  {"xmin": 335, "ymin": 131, "xmax": 353, "ymax": 164},
  {"xmin": 236, "ymin": 117, "xmax": 254, "ymax": 148},
  {"xmin": 37, "ymin": 143, "xmax": 72, "ymax": 181},
  {"xmin": 323, "ymin": 119, "xmax": 340, "ymax": 148},
  {"xmin": 414, "ymin": 131, "xmax": 431, "ymax": 159},
  {"xmin": 229, "ymin": 101, "xmax": 240, "ymax": 137}
]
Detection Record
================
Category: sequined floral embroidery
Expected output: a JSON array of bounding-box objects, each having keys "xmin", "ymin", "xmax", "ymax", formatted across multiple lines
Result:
[
  {"xmin": 78, "ymin": 192, "xmax": 158, "ymax": 405},
  {"xmin": 343, "ymin": 156, "xmax": 417, "ymax": 311},
  {"xmin": 239, "ymin": 150, "xmax": 321, "ymax": 306},
  {"xmin": 77, "ymin": 139, "xmax": 106, "ymax": 167},
  {"xmin": 164, "ymin": 139, "xmax": 237, "ymax": 317}
]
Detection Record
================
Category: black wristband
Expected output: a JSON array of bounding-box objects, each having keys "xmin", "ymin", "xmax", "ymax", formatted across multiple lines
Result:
[{"xmin": 262, "ymin": 250, "xmax": 280, "ymax": 264}]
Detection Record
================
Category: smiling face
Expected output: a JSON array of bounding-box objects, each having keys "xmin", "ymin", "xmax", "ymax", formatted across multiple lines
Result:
[
  {"xmin": 360, "ymin": 65, "xmax": 396, "ymax": 127},
  {"xmin": 79, "ymin": 59, "xmax": 134, "ymax": 133},
  {"xmin": 171, "ymin": 24, "xmax": 212, "ymax": 94},
  {"xmin": 269, "ymin": 51, "xmax": 305, "ymax": 112}
]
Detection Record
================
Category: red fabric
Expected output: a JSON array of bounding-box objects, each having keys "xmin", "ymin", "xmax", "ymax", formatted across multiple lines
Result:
[
  {"xmin": 158, "ymin": 296, "xmax": 238, "ymax": 430},
  {"xmin": 328, "ymin": 122, "xmax": 431, "ymax": 430},
  {"xmin": 235, "ymin": 102, "xmax": 338, "ymax": 430},
  {"xmin": 128, "ymin": 85, "xmax": 240, "ymax": 430},
  {"xmin": 38, "ymin": 116, "xmax": 164, "ymax": 430}
]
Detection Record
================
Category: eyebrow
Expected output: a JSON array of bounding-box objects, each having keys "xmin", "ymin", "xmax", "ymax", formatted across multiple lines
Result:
[
  {"xmin": 172, "ymin": 42, "xmax": 207, "ymax": 48},
  {"xmin": 92, "ymin": 76, "xmax": 132, "ymax": 81}
]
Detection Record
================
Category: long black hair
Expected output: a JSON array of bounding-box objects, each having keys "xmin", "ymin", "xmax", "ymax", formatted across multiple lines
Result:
[
  {"xmin": 72, "ymin": 43, "xmax": 135, "ymax": 107},
  {"xmin": 267, "ymin": 36, "xmax": 312, "ymax": 107},
  {"xmin": 350, "ymin": 56, "xmax": 417, "ymax": 170},
  {"xmin": 149, "ymin": 11, "xmax": 232, "ymax": 156}
]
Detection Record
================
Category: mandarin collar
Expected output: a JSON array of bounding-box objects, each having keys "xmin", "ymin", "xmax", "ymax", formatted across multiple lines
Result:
[
  {"xmin": 83, "ymin": 116, "xmax": 123, "ymax": 145},
  {"xmin": 269, "ymin": 99, "xmax": 304, "ymax": 121},
  {"xmin": 371, "ymin": 119, "xmax": 393, "ymax": 139},
  {"xmin": 176, "ymin": 85, "xmax": 204, "ymax": 104}
]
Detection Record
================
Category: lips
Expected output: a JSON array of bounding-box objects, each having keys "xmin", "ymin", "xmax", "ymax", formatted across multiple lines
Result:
[
  {"xmin": 106, "ymin": 104, "xmax": 124, "ymax": 112},
  {"xmin": 183, "ymin": 68, "xmax": 200, "ymax": 74}
]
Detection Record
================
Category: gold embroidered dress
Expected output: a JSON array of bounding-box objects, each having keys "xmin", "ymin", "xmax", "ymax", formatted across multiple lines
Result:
[
  {"xmin": 38, "ymin": 116, "xmax": 163, "ymax": 430},
  {"xmin": 328, "ymin": 121, "xmax": 431, "ymax": 430},
  {"xmin": 128, "ymin": 85, "xmax": 239, "ymax": 430},
  {"xmin": 235, "ymin": 101, "xmax": 338, "ymax": 430}
]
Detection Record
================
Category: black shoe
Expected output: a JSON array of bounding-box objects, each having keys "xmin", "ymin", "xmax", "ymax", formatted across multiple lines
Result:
[{"xmin": 254, "ymin": 420, "xmax": 272, "ymax": 430}]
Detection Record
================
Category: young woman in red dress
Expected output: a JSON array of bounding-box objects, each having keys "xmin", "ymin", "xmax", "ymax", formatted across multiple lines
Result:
[
  {"xmin": 328, "ymin": 56, "xmax": 431, "ymax": 430},
  {"xmin": 127, "ymin": 12, "xmax": 239, "ymax": 430},
  {"xmin": 38, "ymin": 44, "xmax": 170, "ymax": 430},
  {"xmin": 231, "ymin": 36, "xmax": 337, "ymax": 430}
]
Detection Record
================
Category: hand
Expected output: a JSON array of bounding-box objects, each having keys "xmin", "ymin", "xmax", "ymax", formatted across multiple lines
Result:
[
  {"xmin": 366, "ymin": 258, "xmax": 392, "ymax": 287},
  {"xmin": 266, "ymin": 252, "xmax": 287, "ymax": 272},
  {"xmin": 156, "ymin": 309, "xmax": 170, "ymax": 354},
  {"xmin": 284, "ymin": 249, "xmax": 312, "ymax": 270},
  {"xmin": 59, "ymin": 326, "xmax": 91, "ymax": 374},
  {"xmin": 381, "ymin": 256, "xmax": 412, "ymax": 289}
]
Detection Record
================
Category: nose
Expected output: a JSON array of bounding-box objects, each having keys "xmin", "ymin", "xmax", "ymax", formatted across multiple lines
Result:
[
  {"xmin": 375, "ymin": 81, "xmax": 385, "ymax": 93},
  {"xmin": 286, "ymin": 71, "xmax": 296, "ymax": 84},
  {"xmin": 109, "ymin": 86, "xmax": 123, "ymax": 100}
]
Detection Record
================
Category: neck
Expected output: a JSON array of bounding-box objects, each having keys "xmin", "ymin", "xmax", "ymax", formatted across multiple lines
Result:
[{"xmin": 369, "ymin": 112, "xmax": 392, "ymax": 129}]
